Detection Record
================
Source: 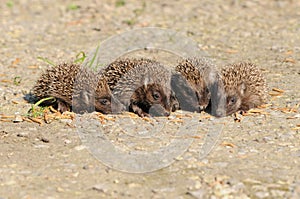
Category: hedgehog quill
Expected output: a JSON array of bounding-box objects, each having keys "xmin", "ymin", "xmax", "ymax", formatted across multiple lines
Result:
[
  {"xmin": 221, "ymin": 62, "xmax": 268, "ymax": 115},
  {"xmin": 109, "ymin": 59, "xmax": 177, "ymax": 117},
  {"xmin": 32, "ymin": 63, "xmax": 115, "ymax": 114},
  {"xmin": 173, "ymin": 57, "xmax": 226, "ymax": 117}
]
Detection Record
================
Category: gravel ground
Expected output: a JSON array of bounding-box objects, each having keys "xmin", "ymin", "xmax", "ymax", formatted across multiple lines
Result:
[{"xmin": 1, "ymin": 0, "xmax": 300, "ymax": 198}]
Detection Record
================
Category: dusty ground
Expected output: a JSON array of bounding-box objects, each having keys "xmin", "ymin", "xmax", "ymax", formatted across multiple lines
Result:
[{"xmin": 1, "ymin": 0, "xmax": 300, "ymax": 198}]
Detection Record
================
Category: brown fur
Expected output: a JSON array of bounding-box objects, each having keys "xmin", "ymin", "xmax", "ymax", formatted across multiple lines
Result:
[
  {"xmin": 221, "ymin": 62, "xmax": 268, "ymax": 115},
  {"xmin": 111, "ymin": 60, "xmax": 176, "ymax": 117},
  {"xmin": 174, "ymin": 58, "xmax": 221, "ymax": 114},
  {"xmin": 32, "ymin": 63, "xmax": 114, "ymax": 114},
  {"xmin": 129, "ymin": 83, "xmax": 170, "ymax": 117},
  {"xmin": 102, "ymin": 58, "xmax": 156, "ymax": 90}
]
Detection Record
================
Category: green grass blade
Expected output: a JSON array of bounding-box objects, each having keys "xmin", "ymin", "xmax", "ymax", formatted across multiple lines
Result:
[
  {"xmin": 74, "ymin": 51, "xmax": 86, "ymax": 63},
  {"xmin": 33, "ymin": 96, "xmax": 56, "ymax": 107},
  {"xmin": 37, "ymin": 57, "xmax": 56, "ymax": 66}
]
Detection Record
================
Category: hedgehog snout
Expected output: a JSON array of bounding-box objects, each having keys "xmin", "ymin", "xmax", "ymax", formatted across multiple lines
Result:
[
  {"xmin": 170, "ymin": 93, "xmax": 180, "ymax": 112},
  {"xmin": 110, "ymin": 95, "xmax": 126, "ymax": 114},
  {"xmin": 225, "ymin": 94, "xmax": 242, "ymax": 115},
  {"xmin": 198, "ymin": 105, "xmax": 206, "ymax": 111},
  {"xmin": 196, "ymin": 92, "xmax": 210, "ymax": 112},
  {"xmin": 148, "ymin": 104, "xmax": 170, "ymax": 117}
]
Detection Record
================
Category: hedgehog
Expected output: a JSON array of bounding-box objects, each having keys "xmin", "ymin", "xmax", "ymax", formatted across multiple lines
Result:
[
  {"xmin": 32, "ymin": 63, "xmax": 115, "ymax": 114},
  {"xmin": 110, "ymin": 60, "xmax": 176, "ymax": 117},
  {"xmin": 173, "ymin": 57, "xmax": 226, "ymax": 116},
  {"xmin": 102, "ymin": 58, "xmax": 155, "ymax": 91},
  {"xmin": 221, "ymin": 62, "xmax": 268, "ymax": 115}
]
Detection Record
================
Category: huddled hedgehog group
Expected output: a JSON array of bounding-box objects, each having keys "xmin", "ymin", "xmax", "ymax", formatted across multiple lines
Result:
[{"xmin": 31, "ymin": 57, "xmax": 267, "ymax": 117}]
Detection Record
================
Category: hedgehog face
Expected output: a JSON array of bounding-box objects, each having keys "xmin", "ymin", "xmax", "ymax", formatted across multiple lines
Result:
[
  {"xmin": 56, "ymin": 99, "xmax": 71, "ymax": 113},
  {"xmin": 129, "ymin": 83, "xmax": 172, "ymax": 117},
  {"xmin": 170, "ymin": 91, "xmax": 180, "ymax": 112},
  {"xmin": 171, "ymin": 73, "xmax": 208, "ymax": 112},
  {"xmin": 226, "ymin": 94, "xmax": 242, "ymax": 115},
  {"xmin": 94, "ymin": 95, "xmax": 112, "ymax": 114},
  {"xmin": 93, "ymin": 77, "xmax": 123, "ymax": 114},
  {"xmin": 195, "ymin": 82, "xmax": 211, "ymax": 111},
  {"xmin": 225, "ymin": 83, "xmax": 245, "ymax": 115},
  {"xmin": 146, "ymin": 84, "xmax": 171, "ymax": 115},
  {"xmin": 72, "ymin": 91, "xmax": 114, "ymax": 114},
  {"xmin": 95, "ymin": 92, "xmax": 127, "ymax": 114},
  {"xmin": 222, "ymin": 62, "xmax": 267, "ymax": 115},
  {"xmin": 174, "ymin": 58, "xmax": 216, "ymax": 113}
]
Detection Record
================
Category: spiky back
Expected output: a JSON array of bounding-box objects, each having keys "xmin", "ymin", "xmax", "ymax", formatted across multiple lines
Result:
[
  {"xmin": 175, "ymin": 57, "xmax": 216, "ymax": 87},
  {"xmin": 221, "ymin": 62, "xmax": 268, "ymax": 105},
  {"xmin": 95, "ymin": 74, "xmax": 111, "ymax": 96},
  {"xmin": 32, "ymin": 63, "xmax": 110, "ymax": 105},
  {"xmin": 112, "ymin": 61, "xmax": 172, "ymax": 105},
  {"xmin": 174, "ymin": 57, "xmax": 221, "ymax": 112},
  {"xmin": 32, "ymin": 63, "xmax": 81, "ymax": 103},
  {"xmin": 102, "ymin": 58, "xmax": 158, "ymax": 90}
]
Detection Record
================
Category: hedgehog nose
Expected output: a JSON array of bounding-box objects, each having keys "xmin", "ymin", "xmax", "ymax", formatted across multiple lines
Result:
[
  {"xmin": 214, "ymin": 109, "xmax": 226, "ymax": 117},
  {"xmin": 149, "ymin": 104, "xmax": 169, "ymax": 117},
  {"xmin": 209, "ymin": 105, "xmax": 226, "ymax": 117},
  {"xmin": 163, "ymin": 111, "xmax": 170, "ymax": 117},
  {"xmin": 199, "ymin": 105, "xmax": 205, "ymax": 111}
]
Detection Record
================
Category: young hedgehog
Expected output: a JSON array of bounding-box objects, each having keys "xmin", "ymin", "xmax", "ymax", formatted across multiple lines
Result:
[
  {"xmin": 173, "ymin": 58, "xmax": 226, "ymax": 117},
  {"xmin": 221, "ymin": 62, "xmax": 268, "ymax": 115},
  {"xmin": 32, "ymin": 63, "xmax": 114, "ymax": 114},
  {"xmin": 110, "ymin": 60, "xmax": 175, "ymax": 117},
  {"xmin": 102, "ymin": 58, "xmax": 155, "ymax": 91}
]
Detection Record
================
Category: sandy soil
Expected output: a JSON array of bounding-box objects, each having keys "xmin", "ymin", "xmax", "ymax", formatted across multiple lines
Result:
[{"xmin": 1, "ymin": 0, "xmax": 300, "ymax": 198}]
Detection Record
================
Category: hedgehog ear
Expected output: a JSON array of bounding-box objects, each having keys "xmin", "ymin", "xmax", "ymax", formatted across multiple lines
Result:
[
  {"xmin": 143, "ymin": 74, "xmax": 150, "ymax": 89},
  {"xmin": 80, "ymin": 90, "xmax": 90, "ymax": 104},
  {"xmin": 80, "ymin": 90, "xmax": 95, "ymax": 104},
  {"xmin": 239, "ymin": 82, "xmax": 246, "ymax": 95}
]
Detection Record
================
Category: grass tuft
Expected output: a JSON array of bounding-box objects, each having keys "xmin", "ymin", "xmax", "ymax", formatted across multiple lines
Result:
[
  {"xmin": 115, "ymin": 0, "xmax": 125, "ymax": 7},
  {"xmin": 6, "ymin": 0, "xmax": 13, "ymax": 8},
  {"xmin": 74, "ymin": 51, "xmax": 86, "ymax": 64},
  {"xmin": 37, "ymin": 57, "xmax": 56, "ymax": 66},
  {"xmin": 28, "ymin": 97, "xmax": 56, "ymax": 118},
  {"xmin": 67, "ymin": 4, "xmax": 80, "ymax": 11},
  {"xmin": 87, "ymin": 44, "xmax": 100, "ymax": 71},
  {"xmin": 13, "ymin": 76, "xmax": 21, "ymax": 86}
]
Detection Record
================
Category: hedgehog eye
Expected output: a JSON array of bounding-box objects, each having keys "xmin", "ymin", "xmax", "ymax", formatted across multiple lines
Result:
[
  {"xmin": 100, "ymin": 98, "xmax": 110, "ymax": 105},
  {"xmin": 152, "ymin": 91, "xmax": 161, "ymax": 101},
  {"xmin": 229, "ymin": 96, "xmax": 236, "ymax": 105},
  {"xmin": 205, "ymin": 87, "xmax": 209, "ymax": 94}
]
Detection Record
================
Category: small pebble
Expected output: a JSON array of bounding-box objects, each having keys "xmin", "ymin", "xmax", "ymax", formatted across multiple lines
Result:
[
  {"xmin": 40, "ymin": 137, "xmax": 50, "ymax": 143},
  {"xmin": 56, "ymin": 187, "xmax": 64, "ymax": 193},
  {"xmin": 13, "ymin": 115, "xmax": 23, "ymax": 123},
  {"xmin": 28, "ymin": 127, "xmax": 37, "ymax": 131},
  {"xmin": 17, "ymin": 132, "xmax": 29, "ymax": 138},
  {"xmin": 194, "ymin": 181, "xmax": 202, "ymax": 189},
  {"xmin": 255, "ymin": 191, "xmax": 269, "ymax": 198},
  {"xmin": 175, "ymin": 156, "xmax": 183, "ymax": 161},
  {"xmin": 60, "ymin": 119, "xmax": 73, "ymax": 124},
  {"xmin": 187, "ymin": 189, "xmax": 207, "ymax": 198},
  {"xmin": 74, "ymin": 145, "xmax": 86, "ymax": 151},
  {"xmin": 128, "ymin": 183, "xmax": 141, "ymax": 188},
  {"xmin": 64, "ymin": 139, "xmax": 71, "ymax": 144},
  {"xmin": 72, "ymin": 172, "xmax": 79, "ymax": 178},
  {"xmin": 92, "ymin": 184, "xmax": 108, "ymax": 193}
]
